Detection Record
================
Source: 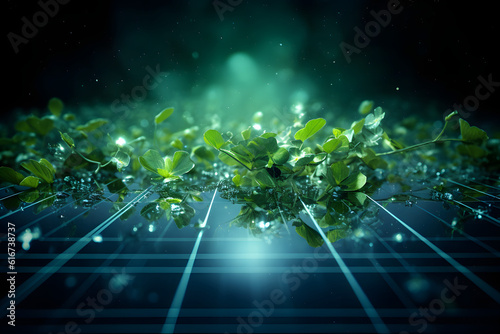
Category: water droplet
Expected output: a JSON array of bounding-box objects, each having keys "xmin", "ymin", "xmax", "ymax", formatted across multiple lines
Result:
[{"xmin": 393, "ymin": 233, "xmax": 403, "ymax": 243}]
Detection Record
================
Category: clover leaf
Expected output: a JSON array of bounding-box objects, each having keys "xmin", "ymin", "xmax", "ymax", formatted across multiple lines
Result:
[
  {"xmin": 15, "ymin": 115, "xmax": 54, "ymax": 136},
  {"xmin": 325, "ymin": 161, "xmax": 366, "ymax": 191},
  {"xmin": 358, "ymin": 100, "xmax": 374, "ymax": 115},
  {"xmin": 112, "ymin": 151, "xmax": 131, "ymax": 171},
  {"xmin": 459, "ymin": 119, "xmax": 488, "ymax": 145},
  {"xmin": 139, "ymin": 149, "xmax": 195, "ymax": 181},
  {"xmin": 76, "ymin": 118, "xmax": 109, "ymax": 133},
  {"xmin": 139, "ymin": 149, "xmax": 166, "ymax": 174},
  {"xmin": 48, "ymin": 97, "xmax": 64, "ymax": 117},
  {"xmin": 59, "ymin": 132, "xmax": 75, "ymax": 149},
  {"xmin": 364, "ymin": 107, "xmax": 385, "ymax": 130},
  {"xmin": 204, "ymin": 129, "xmax": 226, "ymax": 150},
  {"xmin": 294, "ymin": 118, "xmax": 326, "ymax": 142},
  {"xmin": 330, "ymin": 161, "xmax": 350, "ymax": 185},
  {"xmin": 155, "ymin": 107, "xmax": 174, "ymax": 125},
  {"xmin": 293, "ymin": 220, "xmax": 324, "ymax": 248},
  {"xmin": 168, "ymin": 151, "xmax": 196, "ymax": 176},
  {"xmin": 19, "ymin": 176, "xmax": 41, "ymax": 188},
  {"xmin": 327, "ymin": 228, "xmax": 349, "ymax": 243},
  {"xmin": 21, "ymin": 159, "xmax": 54, "ymax": 184},
  {"xmin": 0, "ymin": 166, "xmax": 25, "ymax": 185}
]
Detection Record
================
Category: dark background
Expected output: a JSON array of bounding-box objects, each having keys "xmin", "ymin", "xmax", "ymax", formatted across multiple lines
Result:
[{"xmin": 4, "ymin": 0, "xmax": 500, "ymax": 125}]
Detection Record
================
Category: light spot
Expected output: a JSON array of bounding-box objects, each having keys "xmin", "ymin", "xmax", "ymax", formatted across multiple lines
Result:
[
  {"xmin": 92, "ymin": 235, "xmax": 103, "ymax": 243},
  {"xmin": 116, "ymin": 137, "xmax": 126, "ymax": 147}
]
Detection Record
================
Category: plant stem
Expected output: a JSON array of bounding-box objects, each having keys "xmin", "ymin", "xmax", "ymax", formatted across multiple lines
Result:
[
  {"xmin": 376, "ymin": 138, "xmax": 463, "ymax": 157},
  {"xmin": 219, "ymin": 149, "xmax": 253, "ymax": 171},
  {"xmin": 377, "ymin": 117, "xmax": 463, "ymax": 157},
  {"xmin": 73, "ymin": 149, "xmax": 119, "ymax": 174}
]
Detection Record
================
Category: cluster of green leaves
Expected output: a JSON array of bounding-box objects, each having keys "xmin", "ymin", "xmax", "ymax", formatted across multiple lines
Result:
[
  {"xmin": 0, "ymin": 96, "xmax": 492, "ymax": 220},
  {"xmin": 0, "ymin": 158, "xmax": 55, "ymax": 188},
  {"xmin": 139, "ymin": 150, "xmax": 195, "ymax": 181},
  {"xmin": 0, "ymin": 100, "xmax": 199, "ymax": 188},
  {"xmin": 204, "ymin": 118, "xmax": 330, "ymax": 188},
  {"xmin": 2, "ymin": 96, "xmax": 495, "ymax": 250},
  {"xmin": 204, "ymin": 106, "xmax": 491, "ymax": 195}
]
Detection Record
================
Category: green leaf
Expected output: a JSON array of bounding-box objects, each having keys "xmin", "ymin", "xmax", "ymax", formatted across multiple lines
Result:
[
  {"xmin": 360, "ymin": 147, "xmax": 388, "ymax": 169},
  {"xmin": 192, "ymin": 145, "xmax": 215, "ymax": 161},
  {"xmin": 294, "ymin": 220, "xmax": 324, "ymax": 248},
  {"xmin": 112, "ymin": 151, "xmax": 131, "ymax": 171},
  {"xmin": 271, "ymin": 147, "xmax": 290, "ymax": 165},
  {"xmin": 324, "ymin": 135, "xmax": 350, "ymax": 154},
  {"xmin": 60, "ymin": 132, "xmax": 75, "ymax": 149},
  {"xmin": 173, "ymin": 203, "xmax": 195, "ymax": 229},
  {"xmin": 39, "ymin": 158, "xmax": 56, "ymax": 175},
  {"xmin": 294, "ymin": 154, "xmax": 315, "ymax": 167},
  {"xmin": 323, "ymin": 138, "xmax": 342, "ymax": 153},
  {"xmin": 318, "ymin": 212, "xmax": 338, "ymax": 228},
  {"xmin": 19, "ymin": 176, "xmax": 40, "ymax": 188},
  {"xmin": 204, "ymin": 129, "xmax": 225, "ymax": 150},
  {"xmin": 342, "ymin": 172, "xmax": 366, "ymax": 191},
  {"xmin": 260, "ymin": 132, "xmax": 277, "ymax": 139},
  {"xmin": 456, "ymin": 144, "xmax": 487, "ymax": 158},
  {"xmin": 232, "ymin": 173, "xmax": 242, "ymax": 187},
  {"xmin": 140, "ymin": 202, "xmax": 164, "ymax": 222},
  {"xmin": 157, "ymin": 168, "xmax": 174, "ymax": 179},
  {"xmin": 459, "ymin": 119, "xmax": 488, "ymax": 145},
  {"xmin": 382, "ymin": 132, "xmax": 405, "ymax": 151},
  {"xmin": 294, "ymin": 118, "xmax": 326, "ymax": 142},
  {"xmin": 139, "ymin": 149, "xmax": 165, "ymax": 175},
  {"xmin": 0, "ymin": 166, "xmax": 25, "ymax": 184},
  {"xmin": 358, "ymin": 100, "xmax": 373, "ymax": 115},
  {"xmin": 364, "ymin": 107, "xmax": 385, "ymax": 130},
  {"xmin": 347, "ymin": 192, "xmax": 367, "ymax": 207},
  {"xmin": 48, "ymin": 97, "xmax": 64, "ymax": 117},
  {"xmin": 241, "ymin": 126, "xmax": 252, "ymax": 140},
  {"xmin": 254, "ymin": 170, "xmax": 275, "ymax": 188},
  {"xmin": 327, "ymin": 228, "xmax": 348, "ymax": 243},
  {"xmin": 351, "ymin": 118, "xmax": 365, "ymax": 134},
  {"xmin": 342, "ymin": 129, "xmax": 354, "ymax": 142},
  {"xmin": 330, "ymin": 161, "xmax": 350, "ymax": 185},
  {"xmin": 21, "ymin": 160, "xmax": 54, "ymax": 183},
  {"xmin": 155, "ymin": 107, "xmax": 174, "ymax": 124},
  {"xmin": 332, "ymin": 128, "xmax": 344, "ymax": 138},
  {"xmin": 18, "ymin": 189, "xmax": 40, "ymax": 202},
  {"xmin": 219, "ymin": 149, "xmax": 253, "ymax": 170},
  {"xmin": 76, "ymin": 118, "xmax": 109, "ymax": 132},
  {"xmin": 248, "ymin": 136, "xmax": 278, "ymax": 158},
  {"xmin": 16, "ymin": 115, "xmax": 54, "ymax": 136},
  {"xmin": 170, "ymin": 138, "xmax": 184, "ymax": 150},
  {"xmin": 169, "ymin": 151, "xmax": 195, "ymax": 176}
]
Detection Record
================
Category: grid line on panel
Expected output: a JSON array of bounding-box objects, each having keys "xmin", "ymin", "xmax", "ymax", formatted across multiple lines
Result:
[
  {"xmin": 0, "ymin": 185, "xmax": 154, "ymax": 315},
  {"xmin": 367, "ymin": 195, "xmax": 500, "ymax": 305}
]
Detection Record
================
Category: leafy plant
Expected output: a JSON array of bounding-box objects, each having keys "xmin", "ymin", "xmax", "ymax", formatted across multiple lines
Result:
[
  {"xmin": 139, "ymin": 149, "xmax": 195, "ymax": 181},
  {"xmin": 59, "ymin": 132, "xmax": 130, "ymax": 173},
  {"xmin": 15, "ymin": 115, "xmax": 54, "ymax": 136}
]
